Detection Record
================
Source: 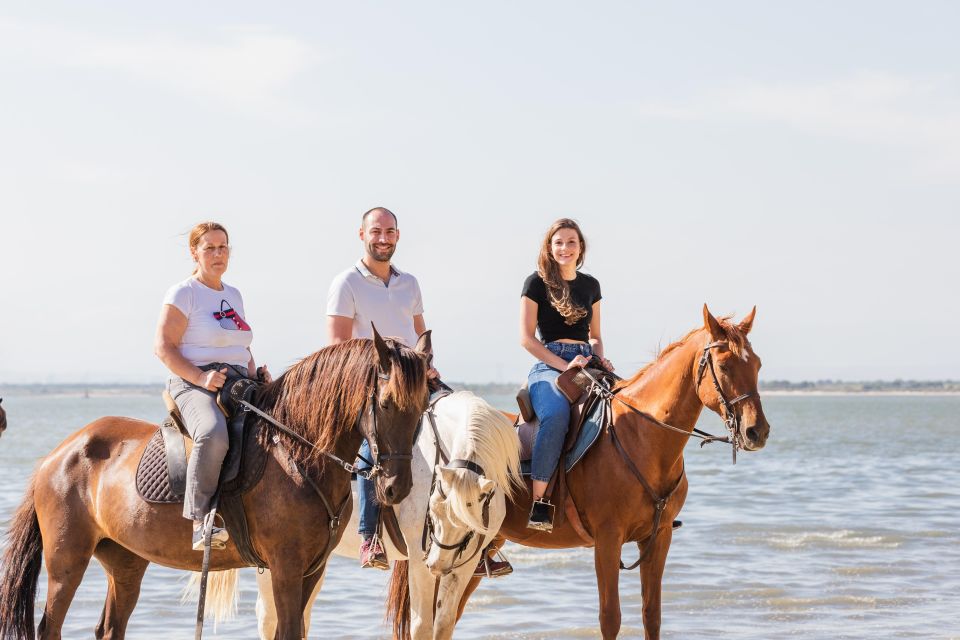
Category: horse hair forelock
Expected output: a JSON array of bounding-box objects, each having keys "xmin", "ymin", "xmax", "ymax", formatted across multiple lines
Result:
[
  {"xmin": 257, "ymin": 337, "xmax": 427, "ymax": 467},
  {"xmin": 443, "ymin": 392, "xmax": 523, "ymax": 533}
]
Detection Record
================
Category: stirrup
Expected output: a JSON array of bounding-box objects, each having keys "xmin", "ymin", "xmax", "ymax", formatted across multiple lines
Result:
[{"xmin": 526, "ymin": 498, "xmax": 555, "ymax": 532}]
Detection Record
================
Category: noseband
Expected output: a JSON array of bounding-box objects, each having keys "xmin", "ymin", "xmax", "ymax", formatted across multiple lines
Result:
[{"xmin": 696, "ymin": 340, "xmax": 755, "ymax": 463}]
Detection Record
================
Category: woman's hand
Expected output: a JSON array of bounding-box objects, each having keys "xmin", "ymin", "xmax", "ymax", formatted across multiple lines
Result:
[
  {"xmin": 565, "ymin": 354, "xmax": 591, "ymax": 371},
  {"xmin": 597, "ymin": 357, "xmax": 614, "ymax": 372},
  {"xmin": 199, "ymin": 367, "xmax": 228, "ymax": 391},
  {"xmin": 257, "ymin": 365, "xmax": 273, "ymax": 384}
]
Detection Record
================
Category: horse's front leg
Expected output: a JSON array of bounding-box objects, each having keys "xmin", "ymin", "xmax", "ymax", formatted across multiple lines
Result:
[
  {"xmin": 408, "ymin": 558, "xmax": 437, "ymax": 640},
  {"xmin": 638, "ymin": 529, "xmax": 673, "ymax": 640},
  {"xmin": 594, "ymin": 528, "xmax": 625, "ymax": 639},
  {"xmin": 255, "ymin": 568, "xmax": 327, "ymax": 640},
  {"xmin": 433, "ymin": 566, "xmax": 472, "ymax": 640},
  {"xmin": 268, "ymin": 565, "xmax": 305, "ymax": 640}
]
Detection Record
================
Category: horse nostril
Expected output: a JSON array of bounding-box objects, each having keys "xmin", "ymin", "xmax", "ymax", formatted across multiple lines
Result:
[
  {"xmin": 746, "ymin": 427, "xmax": 760, "ymax": 442},
  {"xmin": 384, "ymin": 485, "xmax": 395, "ymax": 502}
]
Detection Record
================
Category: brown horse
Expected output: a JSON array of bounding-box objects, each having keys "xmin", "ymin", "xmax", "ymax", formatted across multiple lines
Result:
[
  {"xmin": 390, "ymin": 306, "xmax": 770, "ymax": 640},
  {"xmin": 0, "ymin": 332, "xmax": 431, "ymax": 640}
]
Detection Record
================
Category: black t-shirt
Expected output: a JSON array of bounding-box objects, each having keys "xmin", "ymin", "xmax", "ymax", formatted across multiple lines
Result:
[{"xmin": 521, "ymin": 271, "xmax": 602, "ymax": 343}]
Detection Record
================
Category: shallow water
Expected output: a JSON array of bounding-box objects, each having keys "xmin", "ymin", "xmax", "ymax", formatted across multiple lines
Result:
[{"xmin": 1, "ymin": 393, "xmax": 958, "ymax": 638}]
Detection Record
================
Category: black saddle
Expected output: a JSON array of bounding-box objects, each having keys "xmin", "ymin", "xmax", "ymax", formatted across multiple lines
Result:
[{"xmin": 138, "ymin": 377, "xmax": 261, "ymax": 504}]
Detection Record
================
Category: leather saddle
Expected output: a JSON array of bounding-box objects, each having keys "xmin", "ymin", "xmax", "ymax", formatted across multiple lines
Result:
[
  {"xmin": 516, "ymin": 366, "xmax": 615, "ymax": 476},
  {"xmin": 138, "ymin": 377, "xmax": 260, "ymax": 503}
]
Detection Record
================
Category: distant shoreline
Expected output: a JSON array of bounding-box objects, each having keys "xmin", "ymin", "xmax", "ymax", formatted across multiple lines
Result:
[{"xmin": 2, "ymin": 382, "xmax": 959, "ymax": 398}]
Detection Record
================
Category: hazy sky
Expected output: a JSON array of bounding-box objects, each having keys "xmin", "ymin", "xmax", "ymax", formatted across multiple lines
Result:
[{"xmin": 1, "ymin": 1, "xmax": 956, "ymax": 383}]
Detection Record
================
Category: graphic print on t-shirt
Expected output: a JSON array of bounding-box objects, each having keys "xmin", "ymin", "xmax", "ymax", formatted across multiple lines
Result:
[{"xmin": 212, "ymin": 299, "xmax": 251, "ymax": 331}]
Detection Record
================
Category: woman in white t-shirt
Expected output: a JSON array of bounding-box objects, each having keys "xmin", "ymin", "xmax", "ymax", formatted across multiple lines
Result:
[{"xmin": 154, "ymin": 221, "xmax": 272, "ymax": 550}]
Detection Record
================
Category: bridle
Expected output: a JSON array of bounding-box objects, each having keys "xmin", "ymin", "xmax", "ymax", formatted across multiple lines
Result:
[
  {"xmin": 695, "ymin": 340, "xmax": 755, "ymax": 464},
  {"xmin": 420, "ymin": 405, "xmax": 494, "ymax": 572}
]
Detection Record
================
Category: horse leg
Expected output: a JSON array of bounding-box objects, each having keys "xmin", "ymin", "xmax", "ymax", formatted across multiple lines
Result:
[
  {"xmin": 594, "ymin": 530, "xmax": 625, "ymax": 640},
  {"xmin": 37, "ymin": 539, "xmax": 96, "ymax": 640},
  {"xmin": 433, "ymin": 569, "xmax": 471, "ymax": 640},
  {"xmin": 92, "ymin": 540, "xmax": 149, "ymax": 640},
  {"xmin": 268, "ymin": 566, "xmax": 305, "ymax": 640},
  {"xmin": 255, "ymin": 567, "xmax": 326, "ymax": 640},
  {"xmin": 300, "ymin": 569, "xmax": 326, "ymax": 638},
  {"xmin": 407, "ymin": 559, "xmax": 437, "ymax": 640},
  {"xmin": 638, "ymin": 530, "xmax": 672, "ymax": 640}
]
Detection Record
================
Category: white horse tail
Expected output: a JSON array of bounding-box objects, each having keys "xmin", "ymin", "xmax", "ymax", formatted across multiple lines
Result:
[
  {"xmin": 385, "ymin": 560, "xmax": 411, "ymax": 640},
  {"xmin": 183, "ymin": 569, "xmax": 239, "ymax": 626}
]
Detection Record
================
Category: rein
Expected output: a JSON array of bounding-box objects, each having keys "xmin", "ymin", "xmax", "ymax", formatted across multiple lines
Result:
[
  {"xmin": 238, "ymin": 365, "xmax": 410, "ymax": 480},
  {"xmin": 578, "ymin": 340, "xmax": 755, "ymax": 570}
]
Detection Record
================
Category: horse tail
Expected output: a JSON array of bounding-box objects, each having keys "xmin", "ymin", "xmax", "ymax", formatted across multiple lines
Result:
[
  {"xmin": 385, "ymin": 560, "xmax": 411, "ymax": 640},
  {"xmin": 0, "ymin": 479, "xmax": 43, "ymax": 640},
  {"xmin": 183, "ymin": 569, "xmax": 239, "ymax": 626}
]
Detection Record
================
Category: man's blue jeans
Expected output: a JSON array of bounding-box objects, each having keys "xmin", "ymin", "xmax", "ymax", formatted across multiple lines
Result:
[
  {"xmin": 356, "ymin": 438, "xmax": 379, "ymax": 537},
  {"xmin": 528, "ymin": 341, "xmax": 593, "ymax": 482}
]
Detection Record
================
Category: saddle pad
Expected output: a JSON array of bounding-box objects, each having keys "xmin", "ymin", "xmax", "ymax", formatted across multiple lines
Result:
[
  {"xmin": 137, "ymin": 428, "xmax": 183, "ymax": 504},
  {"xmin": 518, "ymin": 398, "xmax": 606, "ymax": 476}
]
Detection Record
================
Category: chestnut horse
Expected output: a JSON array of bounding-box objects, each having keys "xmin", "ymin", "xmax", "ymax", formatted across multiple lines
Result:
[
  {"xmin": 391, "ymin": 306, "xmax": 771, "ymax": 640},
  {"xmin": 0, "ymin": 332, "xmax": 430, "ymax": 640}
]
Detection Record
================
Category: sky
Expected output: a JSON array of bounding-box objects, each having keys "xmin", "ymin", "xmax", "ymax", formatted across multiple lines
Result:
[{"xmin": 0, "ymin": 1, "xmax": 957, "ymax": 384}]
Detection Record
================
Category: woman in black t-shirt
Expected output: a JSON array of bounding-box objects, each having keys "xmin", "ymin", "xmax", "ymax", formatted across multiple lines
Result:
[{"xmin": 520, "ymin": 218, "xmax": 614, "ymax": 532}]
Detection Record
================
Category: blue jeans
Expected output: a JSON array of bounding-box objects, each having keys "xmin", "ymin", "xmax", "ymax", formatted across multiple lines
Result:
[
  {"xmin": 356, "ymin": 439, "xmax": 379, "ymax": 537},
  {"xmin": 528, "ymin": 342, "xmax": 592, "ymax": 483}
]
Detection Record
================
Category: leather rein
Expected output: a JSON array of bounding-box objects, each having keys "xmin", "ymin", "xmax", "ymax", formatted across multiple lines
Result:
[{"xmin": 579, "ymin": 340, "xmax": 756, "ymax": 569}]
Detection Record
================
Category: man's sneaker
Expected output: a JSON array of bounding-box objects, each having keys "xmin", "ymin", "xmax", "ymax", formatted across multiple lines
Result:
[
  {"xmin": 473, "ymin": 549, "xmax": 513, "ymax": 578},
  {"xmin": 526, "ymin": 498, "xmax": 555, "ymax": 532},
  {"xmin": 359, "ymin": 537, "xmax": 389, "ymax": 570},
  {"xmin": 192, "ymin": 524, "xmax": 228, "ymax": 551}
]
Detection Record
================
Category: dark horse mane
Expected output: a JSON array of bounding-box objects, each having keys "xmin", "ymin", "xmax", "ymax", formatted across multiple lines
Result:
[
  {"xmin": 255, "ymin": 337, "xmax": 428, "ymax": 467},
  {"xmin": 615, "ymin": 315, "xmax": 751, "ymax": 391}
]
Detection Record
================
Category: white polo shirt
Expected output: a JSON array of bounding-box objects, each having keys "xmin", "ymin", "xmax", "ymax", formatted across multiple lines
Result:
[{"xmin": 326, "ymin": 259, "xmax": 424, "ymax": 347}]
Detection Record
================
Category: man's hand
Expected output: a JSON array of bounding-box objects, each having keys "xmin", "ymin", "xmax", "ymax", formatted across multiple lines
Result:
[
  {"xmin": 427, "ymin": 367, "xmax": 440, "ymax": 380},
  {"xmin": 257, "ymin": 365, "xmax": 273, "ymax": 383}
]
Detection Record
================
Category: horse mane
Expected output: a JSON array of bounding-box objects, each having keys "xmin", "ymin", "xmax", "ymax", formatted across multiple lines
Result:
[
  {"xmin": 257, "ymin": 337, "xmax": 427, "ymax": 467},
  {"xmin": 614, "ymin": 315, "xmax": 751, "ymax": 391},
  {"xmin": 442, "ymin": 391, "xmax": 523, "ymax": 534}
]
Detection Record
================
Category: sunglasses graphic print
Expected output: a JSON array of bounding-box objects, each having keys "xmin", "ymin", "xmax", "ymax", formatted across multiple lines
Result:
[{"xmin": 212, "ymin": 299, "xmax": 251, "ymax": 331}]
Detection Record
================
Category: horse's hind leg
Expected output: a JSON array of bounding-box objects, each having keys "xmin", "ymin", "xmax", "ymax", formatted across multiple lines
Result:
[
  {"xmin": 36, "ymin": 534, "xmax": 97, "ymax": 640},
  {"xmin": 93, "ymin": 540, "xmax": 149, "ymax": 640}
]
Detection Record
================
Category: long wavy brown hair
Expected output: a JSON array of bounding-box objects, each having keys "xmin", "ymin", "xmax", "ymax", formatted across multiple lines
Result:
[
  {"xmin": 257, "ymin": 337, "xmax": 428, "ymax": 467},
  {"xmin": 537, "ymin": 218, "xmax": 588, "ymax": 325}
]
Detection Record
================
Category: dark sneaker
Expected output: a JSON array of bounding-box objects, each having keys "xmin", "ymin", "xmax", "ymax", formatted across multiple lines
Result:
[
  {"xmin": 473, "ymin": 552, "xmax": 514, "ymax": 578},
  {"xmin": 526, "ymin": 499, "xmax": 555, "ymax": 532},
  {"xmin": 359, "ymin": 537, "xmax": 389, "ymax": 570},
  {"xmin": 192, "ymin": 524, "xmax": 228, "ymax": 551}
]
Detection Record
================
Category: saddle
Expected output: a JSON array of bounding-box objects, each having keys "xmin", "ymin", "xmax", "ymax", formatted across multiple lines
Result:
[
  {"xmin": 516, "ymin": 366, "xmax": 615, "ymax": 473},
  {"xmin": 515, "ymin": 365, "xmax": 617, "ymax": 544},
  {"xmin": 135, "ymin": 377, "xmax": 269, "ymax": 567}
]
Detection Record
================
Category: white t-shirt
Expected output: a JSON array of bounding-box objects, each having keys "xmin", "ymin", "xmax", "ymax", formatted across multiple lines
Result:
[
  {"xmin": 163, "ymin": 276, "xmax": 253, "ymax": 367},
  {"xmin": 326, "ymin": 260, "xmax": 424, "ymax": 347}
]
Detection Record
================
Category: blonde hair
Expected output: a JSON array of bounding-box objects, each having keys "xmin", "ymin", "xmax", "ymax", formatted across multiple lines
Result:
[
  {"xmin": 188, "ymin": 221, "xmax": 229, "ymax": 275},
  {"xmin": 537, "ymin": 218, "xmax": 588, "ymax": 325}
]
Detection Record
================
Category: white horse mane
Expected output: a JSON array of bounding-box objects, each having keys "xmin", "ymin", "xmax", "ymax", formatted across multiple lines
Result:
[{"xmin": 442, "ymin": 391, "xmax": 522, "ymax": 534}]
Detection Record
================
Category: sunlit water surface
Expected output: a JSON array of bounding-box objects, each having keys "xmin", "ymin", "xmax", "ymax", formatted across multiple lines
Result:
[{"xmin": 1, "ymin": 393, "xmax": 957, "ymax": 638}]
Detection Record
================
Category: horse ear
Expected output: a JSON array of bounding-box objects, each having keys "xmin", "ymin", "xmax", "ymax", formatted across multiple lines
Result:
[
  {"xmin": 703, "ymin": 304, "xmax": 724, "ymax": 340},
  {"xmin": 415, "ymin": 330, "xmax": 433, "ymax": 357},
  {"xmin": 478, "ymin": 476, "xmax": 495, "ymax": 494},
  {"xmin": 739, "ymin": 306, "xmax": 757, "ymax": 335},
  {"xmin": 371, "ymin": 323, "xmax": 392, "ymax": 373},
  {"xmin": 438, "ymin": 465, "xmax": 457, "ymax": 487}
]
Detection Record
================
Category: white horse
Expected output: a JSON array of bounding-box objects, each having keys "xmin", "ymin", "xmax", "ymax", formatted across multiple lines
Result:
[{"xmin": 255, "ymin": 389, "xmax": 522, "ymax": 640}]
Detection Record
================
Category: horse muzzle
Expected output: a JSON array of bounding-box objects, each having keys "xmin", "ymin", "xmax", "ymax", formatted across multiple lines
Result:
[
  {"xmin": 377, "ymin": 471, "xmax": 412, "ymax": 505},
  {"xmin": 741, "ymin": 422, "xmax": 770, "ymax": 451}
]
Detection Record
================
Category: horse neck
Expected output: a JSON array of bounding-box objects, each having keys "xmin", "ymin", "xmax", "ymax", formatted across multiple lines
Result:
[{"xmin": 618, "ymin": 332, "xmax": 705, "ymax": 459}]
